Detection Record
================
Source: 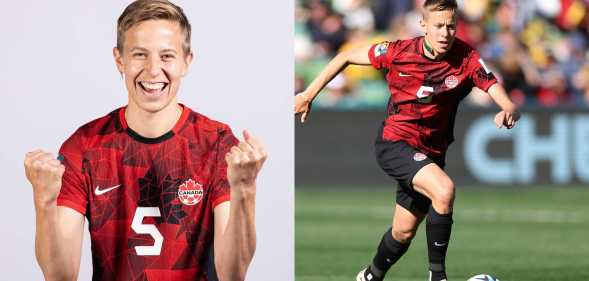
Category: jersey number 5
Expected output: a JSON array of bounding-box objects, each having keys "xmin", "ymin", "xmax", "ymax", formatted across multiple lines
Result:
[
  {"xmin": 131, "ymin": 207, "xmax": 164, "ymax": 256},
  {"xmin": 416, "ymin": 86, "xmax": 434, "ymax": 103}
]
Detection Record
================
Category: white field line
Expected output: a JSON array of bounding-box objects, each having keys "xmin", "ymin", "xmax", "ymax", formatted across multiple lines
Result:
[
  {"xmin": 299, "ymin": 206, "xmax": 588, "ymax": 223},
  {"xmin": 297, "ymin": 276, "xmax": 425, "ymax": 281}
]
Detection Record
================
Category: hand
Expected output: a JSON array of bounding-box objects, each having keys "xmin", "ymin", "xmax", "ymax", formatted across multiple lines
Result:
[
  {"xmin": 494, "ymin": 110, "xmax": 520, "ymax": 129},
  {"xmin": 225, "ymin": 131, "xmax": 267, "ymax": 198},
  {"xmin": 24, "ymin": 150, "xmax": 65, "ymax": 207},
  {"xmin": 294, "ymin": 92, "xmax": 313, "ymax": 123}
]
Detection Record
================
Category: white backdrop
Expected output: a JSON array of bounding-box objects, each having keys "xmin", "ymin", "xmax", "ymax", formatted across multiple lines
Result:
[{"xmin": 0, "ymin": 1, "xmax": 293, "ymax": 280}]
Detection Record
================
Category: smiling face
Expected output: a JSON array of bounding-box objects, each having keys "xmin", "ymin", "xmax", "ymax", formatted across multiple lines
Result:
[
  {"xmin": 420, "ymin": 8, "xmax": 457, "ymax": 57},
  {"xmin": 114, "ymin": 19, "xmax": 193, "ymax": 114}
]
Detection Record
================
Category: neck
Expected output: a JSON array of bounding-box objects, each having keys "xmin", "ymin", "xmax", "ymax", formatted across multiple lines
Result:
[
  {"xmin": 423, "ymin": 37, "xmax": 445, "ymax": 60},
  {"xmin": 125, "ymin": 101, "xmax": 183, "ymax": 138}
]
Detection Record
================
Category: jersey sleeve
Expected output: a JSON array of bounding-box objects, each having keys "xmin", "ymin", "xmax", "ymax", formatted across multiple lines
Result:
[
  {"xmin": 56, "ymin": 132, "xmax": 88, "ymax": 215},
  {"xmin": 468, "ymin": 50, "xmax": 498, "ymax": 92},
  {"xmin": 210, "ymin": 125, "xmax": 239, "ymax": 208},
  {"xmin": 368, "ymin": 41, "xmax": 396, "ymax": 70}
]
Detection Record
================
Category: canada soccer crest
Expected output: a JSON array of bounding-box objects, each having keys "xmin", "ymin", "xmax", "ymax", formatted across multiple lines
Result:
[
  {"xmin": 178, "ymin": 179, "xmax": 203, "ymax": 206},
  {"xmin": 444, "ymin": 75, "xmax": 459, "ymax": 89}
]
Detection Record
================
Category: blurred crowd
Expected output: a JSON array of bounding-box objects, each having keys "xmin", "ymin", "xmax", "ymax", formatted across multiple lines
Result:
[{"xmin": 295, "ymin": 0, "xmax": 589, "ymax": 109}]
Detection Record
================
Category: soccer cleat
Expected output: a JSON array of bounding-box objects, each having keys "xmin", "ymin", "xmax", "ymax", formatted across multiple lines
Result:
[
  {"xmin": 428, "ymin": 270, "xmax": 447, "ymax": 281},
  {"xmin": 356, "ymin": 267, "xmax": 383, "ymax": 281}
]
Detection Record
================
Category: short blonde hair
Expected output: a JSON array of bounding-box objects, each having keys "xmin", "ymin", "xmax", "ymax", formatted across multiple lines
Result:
[
  {"xmin": 117, "ymin": 0, "xmax": 191, "ymax": 55},
  {"xmin": 423, "ymin": 0, "xmax": 457, "ymax": 12}
]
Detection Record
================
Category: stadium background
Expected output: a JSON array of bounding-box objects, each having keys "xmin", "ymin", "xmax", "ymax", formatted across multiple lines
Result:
[{"xmin": 296, "ymin": 0, "xmax": 589, "ymax": 280}]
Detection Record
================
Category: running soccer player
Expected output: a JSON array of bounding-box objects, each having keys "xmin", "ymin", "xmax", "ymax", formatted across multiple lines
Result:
[
  {"xmin": 295, "ymin": 0, "xmax": 519, "ymax": 280},
  {"xmin": 24, "ymin": 1, "xmax": 266, "ymax": 281}
]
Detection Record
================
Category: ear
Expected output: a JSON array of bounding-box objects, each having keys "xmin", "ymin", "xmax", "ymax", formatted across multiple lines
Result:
[
  {"xmin": 420, "ymin": 16, "xmax": 427, "ymax": 34},
  {"xmin": 113, "ymin": 47, "xmax": 124, "ymax": 74},
  {"xmin": 181, "ymin": 51, "xmax": 194, "ymax": 76}
]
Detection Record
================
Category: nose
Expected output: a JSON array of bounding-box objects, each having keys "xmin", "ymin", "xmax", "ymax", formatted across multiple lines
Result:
[
  {"xmin": 441, "ymin": 26, "xmax": 449, "ymax": 38},
  {"xmin": 145, "ymin": 56, "xmax": 163, "ymax": 77}
]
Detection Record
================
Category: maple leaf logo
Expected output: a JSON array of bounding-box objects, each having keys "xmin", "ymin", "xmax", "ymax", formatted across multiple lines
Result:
[{"xmin": 178, "ymin": 179, "xmax": 203, "ymax": 206}]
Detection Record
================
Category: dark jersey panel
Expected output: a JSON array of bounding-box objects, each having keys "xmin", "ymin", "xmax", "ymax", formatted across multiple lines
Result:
[
  {"xmin": 57, "ymin": 105, "xmax": 238, "ymax": 281},
  {"xmin": 369, "ymin": 36, "xmax": 497, "ymax": 157}
]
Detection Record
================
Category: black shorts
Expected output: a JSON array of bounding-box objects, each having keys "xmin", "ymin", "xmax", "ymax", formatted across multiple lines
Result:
[{"xmin": 375, "ymin": 129, "xmax": 446, "ymax": 215}]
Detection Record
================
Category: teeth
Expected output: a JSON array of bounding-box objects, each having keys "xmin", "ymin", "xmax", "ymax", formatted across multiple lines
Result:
[{"xmin": 140, "ymin": 82, "xmax": 166, "ymax": 91}]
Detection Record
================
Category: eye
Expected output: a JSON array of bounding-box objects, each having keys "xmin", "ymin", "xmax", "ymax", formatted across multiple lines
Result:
[
  {"xmin": 162, "ymin": 54, "xmax": 175, "ymax": 60},
  {"xmin": 133, "ymin": 53, "xmax": 146, "ymax": 59}
]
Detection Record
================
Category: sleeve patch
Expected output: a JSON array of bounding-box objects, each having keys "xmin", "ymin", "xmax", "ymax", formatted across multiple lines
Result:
[{"xmin": 374, "ymin": 42, "xmax": 389, "ymax": 57}]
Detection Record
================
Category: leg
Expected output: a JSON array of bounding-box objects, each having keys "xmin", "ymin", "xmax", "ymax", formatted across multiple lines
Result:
[
  {"xmin": 370, "ymin": 138, "xmax": 450, "ymax": 280},
  {"xmin": 364, "ymin": 204, "xmax": 425, "ymax": 280},
  {"xmin": 412, "ymin": 163, "xmax": 455, "ymax": 280},
  {"xmin": 412, "ymin": 163, "xmax": 455, "ymax": 214}
]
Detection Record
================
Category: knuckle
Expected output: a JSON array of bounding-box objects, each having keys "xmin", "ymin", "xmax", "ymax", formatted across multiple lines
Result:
[{"xmin": 32, "ymin": 161, "xmax": 43, "ymax": 170}]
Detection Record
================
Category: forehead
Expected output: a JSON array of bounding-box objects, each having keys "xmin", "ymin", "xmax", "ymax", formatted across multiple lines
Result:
[
  {"xmin": 424, "ymin": 9, "xmax": 456, "ymax": 24},
  {"xmin": 124, "ymin": 20, "xmax": 183, "ymax": 49}
]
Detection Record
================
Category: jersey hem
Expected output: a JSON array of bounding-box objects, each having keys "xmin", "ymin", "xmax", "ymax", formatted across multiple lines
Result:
[
  {"xmin": 212, "ymin": 194, "xmax": 230, "ymax": 209},
  {"xmin": 481, "ymin": 81, "xmax": 498, "ymax": 93},
  {"xmin": 56, "ymin": 199, "xmax": 86, "ymax": 215}
]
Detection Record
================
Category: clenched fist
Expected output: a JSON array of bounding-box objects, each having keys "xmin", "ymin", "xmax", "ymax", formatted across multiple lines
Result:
[
  {"xmin": 225, "ymin": 130, "xmax": 267, "ymax": 198},
  {"xmin": 24, "ymin": 150, "xmax": 65, "ymax": 207},
  {"xmin": 294, "ymin": 92, "xmax": 312, "ymax": 123},
  {"xmin": 494, "ymin": 110, "xmax": 520, "ymax": 129}
]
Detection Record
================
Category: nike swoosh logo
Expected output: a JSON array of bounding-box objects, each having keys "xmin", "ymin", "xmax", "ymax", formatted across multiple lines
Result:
[
  {"xmin": 399, "ymin": 72, "xmax": 411, "ymax": 77},
  {"xmin": 434, "ymin": 242, "xmax": 447, "ymax": 247},
  {"xmin": 94, "ymin": 185, "xmax": 121, "ymax": 195}
]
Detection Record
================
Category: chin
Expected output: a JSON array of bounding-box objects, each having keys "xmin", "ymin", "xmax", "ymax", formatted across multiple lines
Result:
[
  {"xmin": 139, "ymin": 102, "xmax": 169, "ymax": 113},
  {"xmin": 436, "ymin": 45, "xmax": 451, "ymax": 55},
  {"xmin": 130, "ymin": 94, "xmax": 176, "ymax": 114}
]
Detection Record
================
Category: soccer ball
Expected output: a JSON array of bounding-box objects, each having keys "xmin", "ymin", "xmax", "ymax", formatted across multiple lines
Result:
[{"xmin": 467, "ymin": 274, "xmax": 500, "ymax": 281}]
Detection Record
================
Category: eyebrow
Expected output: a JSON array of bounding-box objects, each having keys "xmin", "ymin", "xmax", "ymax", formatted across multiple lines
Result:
[
  {"xmin": 129, "ymin": 47, "xmax": 148, "ymax": 53},
  {"xmin": 129, "ymin": 47, "xmax": 177, "ymax": 54}
]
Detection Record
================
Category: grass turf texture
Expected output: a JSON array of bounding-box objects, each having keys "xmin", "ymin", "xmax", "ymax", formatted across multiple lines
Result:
[{"xmin": 296, "ymin": 187, "xmax": 589, "ymax": 281}]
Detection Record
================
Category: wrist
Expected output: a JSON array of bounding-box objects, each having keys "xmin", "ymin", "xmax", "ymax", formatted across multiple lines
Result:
[
  {"xmin": 301, "ymin": 91, "xmax": 314, "ymax": 102},
  {"xmin": 231, "ymin": 184, "xmax": 256, "ymax": 201},
  {"xmin": 503, "ymin": 104, "xmax": 518, "ymax": 113},
  {"xmin": 34, "ymin": 195, "xmax": 58, "ymax": 210}
]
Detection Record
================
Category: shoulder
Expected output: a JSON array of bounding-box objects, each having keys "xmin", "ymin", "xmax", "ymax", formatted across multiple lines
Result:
[
  {"xmin": 451, "ymin": 37, "xmax": 479, "ymax": 59},
  {"xmin": 398, "ymin": 37, "xmax": 421, "ymax": 50},
  {"xmin": 182, "ymin": 107, "xmax": 237, "ymax": 148},
  {"xmin": 60, "ymin": 108, "xmax": 123, "ymax": 153},
  {"xmin": 387, "ymin": 37, "xmax": 421, "ymax": 56},
  {"xmin": 186, "ymin": 108, "xmax": 233, "ymax": 135},
  {"xmin": 370, "ymin": 37, "xmax": 420, "ymax": 65}
]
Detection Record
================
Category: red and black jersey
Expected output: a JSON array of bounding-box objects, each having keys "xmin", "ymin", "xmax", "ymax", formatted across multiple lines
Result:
[
  {"xmin": 57, "ymin": 104, "xmax": 238, "ymax": 281},
  {"xmin": 368, "ymin": 36, "xmax": 497, "ymax": 157}
]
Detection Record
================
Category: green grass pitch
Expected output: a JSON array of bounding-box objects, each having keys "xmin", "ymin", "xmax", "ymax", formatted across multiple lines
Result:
[{"xmin": 296, "ymin": 187, "xmax": 589, "ymax": 281}]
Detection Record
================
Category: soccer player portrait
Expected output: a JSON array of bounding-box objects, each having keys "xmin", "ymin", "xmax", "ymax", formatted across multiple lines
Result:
[
  {"xmin": 23, "ymin": 1, "xmax": 267, "ymax": 280},
  {"xmin": 295, "ymin": 0, "xmax": 520, "ymax": 281}
]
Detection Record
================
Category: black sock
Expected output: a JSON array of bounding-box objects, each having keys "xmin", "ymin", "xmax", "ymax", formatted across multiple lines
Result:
[
  {"xmin": 426, "ymin": 206, "xmax": 453, "ymax": 276},
  {"xmin": 369, "ymin": 227, "xmax": 411, "ymax": 278}
]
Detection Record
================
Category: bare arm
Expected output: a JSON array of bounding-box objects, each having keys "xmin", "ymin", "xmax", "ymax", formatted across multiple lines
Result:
[
  {"xmin": 213, "ymin": 195, "xmax": 255, "ymax": 281},
  {"xmin": 25, "ymin": 150, "xmax": 84, "ymax": 281},
  {"xmin": 295, "ymin": 44, "xmax": 373, "ymax": 122},
  {"xmin": 214, "ymin": 131, "xmax": 266, "ymax": 281},
  {"xmin": 35, "ymin": 206, "xmax": 84, "ymax": 281},
  {"xmin": 487, "ymin": 83, "xmax": 520, "ymax": 129}
]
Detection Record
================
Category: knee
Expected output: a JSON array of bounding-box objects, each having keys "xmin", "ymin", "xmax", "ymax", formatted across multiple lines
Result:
[
  {"xmin": 432, "ymin": 179, "xmax": 455, "ymax": 208},
  {"xmin": 392, "ymin": 228, "xmax": 416, "ymax": 243}
]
